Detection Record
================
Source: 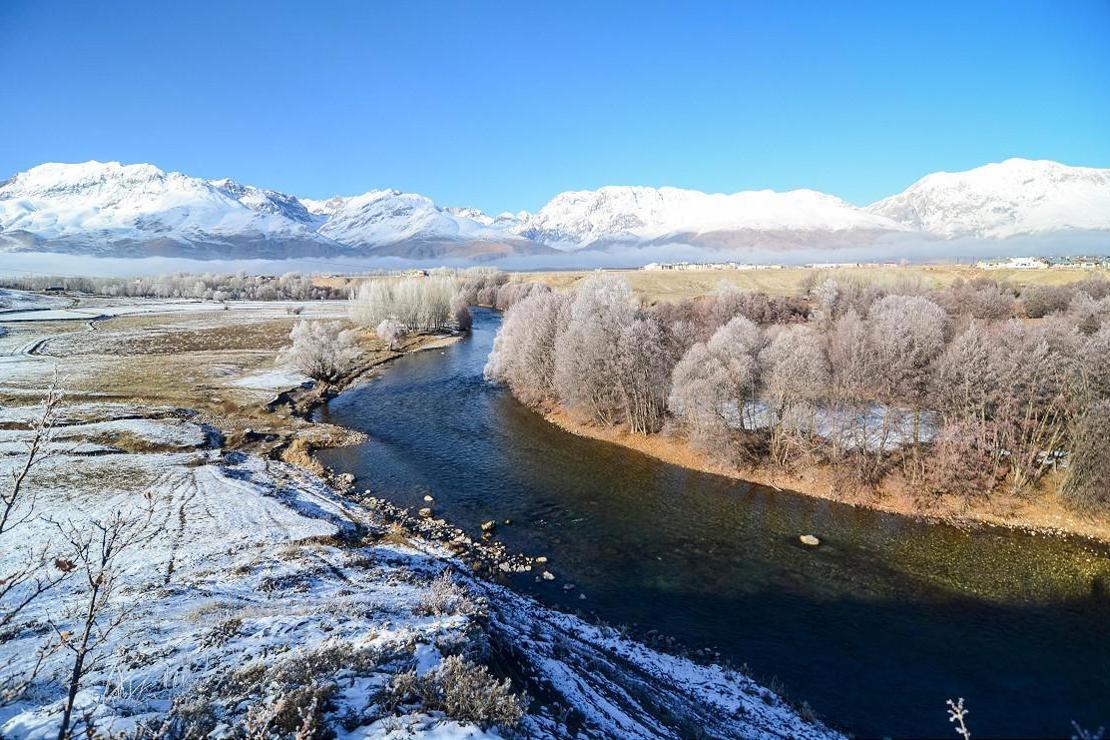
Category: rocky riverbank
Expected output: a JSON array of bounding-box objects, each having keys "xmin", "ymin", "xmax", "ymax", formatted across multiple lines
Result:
[{"xmin": 0, "ymin": 293, "xmax": 837, "ymax": 738}]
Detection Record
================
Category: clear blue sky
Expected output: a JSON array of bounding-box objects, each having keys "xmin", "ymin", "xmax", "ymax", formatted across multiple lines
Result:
[{"xmin": 2, "ymin": 0, "xmax": 1107, "ymax": 213}]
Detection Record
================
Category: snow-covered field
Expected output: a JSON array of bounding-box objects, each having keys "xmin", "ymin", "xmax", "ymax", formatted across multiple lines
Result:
[
  {"xmin": 0, "ymin": 298, "xmax": 348, "ymax": 323},
  {"xmin": 0, "ymin": 291, "xmax": 838, "ymax": 739},
  {"xmin": 0, "ymin": 289, "xmax": 72, "ymax": 313}
]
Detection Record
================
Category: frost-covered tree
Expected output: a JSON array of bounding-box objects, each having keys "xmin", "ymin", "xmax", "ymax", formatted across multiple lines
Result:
[
  {"xmin": 759, "ymin": 324, "xmax": 830, "ymax": 462},
  {"xmin": 824, "ymin": 309, "xmax": 878, "ymax": 461},
  {"xmin": 0, "ymin": 272, "xmax": 345, "ymax": 301},
  {"xmin": 710, "ymin": 282, "xmax": 807, "ymax": 327},
  {"xmin": 1068, "ymin": 291, "xmax": 1110, "ymax": 335},
  {"xmin": 810, "ymin": 279, "xmax": 841, "ymax": 328},
  {"xmin": 1076, "ymin": 326, "xmax": 1110, "ymax": 403},
  {"xmin": 349, "ymin": 277, "xmax": 461, "ymax": 333},
  {"xmin": 485, "ymin": 290, "xmax": 571, "ymax": 406},
  {"xmin": 668, "ymin": 316, "xmax": 764, "ymax": 460},
  {"xmin": 868, "ymin": 294, "xmax": 950, "ymax": 449},
  {"xmin": 931, "ymin": 278, "xmax": 1014, "ymax": 321},
  {"xmin": 1020, "ymin": 284, "xmax": 1073, "ymax": 318},
  {"xmin": 1062, "ymin": 400, "xmax": 1110, "ymax": 511},
  {"xmin": 452, "ymin": 296, "xmax": 473, "ymax": 333},
  {"xmin": 280, "ymin": 321, "xmax": 362, "ymax": 383},
  {"xmin": 614, "ymin": 318, "xmax": 674, "ymax": 434},
  {"xmin": 553, "ymin": 277, "xmax": 635, "ymax": 426},
  {"xmin": 932, "ymin": 321, "xmax": 999, "ymax": 426}
]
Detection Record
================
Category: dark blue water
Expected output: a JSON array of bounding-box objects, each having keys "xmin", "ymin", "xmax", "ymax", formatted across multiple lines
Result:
[{"xmin": 316, "ymin": 308, "xmax": 1110, "ymax": 738}]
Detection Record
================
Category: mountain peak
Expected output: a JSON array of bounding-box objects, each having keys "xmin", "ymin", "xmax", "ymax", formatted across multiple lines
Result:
[
  {"xmin": 518, "ymin": 184, "xmax": 907, "ymax": 249},
  {"xmin": 868, "ymin": 159, "xmax": 1110, "ymax": 238},
  {"xmin": 4, "ymin": 160, "xmax": 167, "ymax": 194},
  {"xmin": 2, "ymin": 158, "xmax": 1109, "ymax": 259}
]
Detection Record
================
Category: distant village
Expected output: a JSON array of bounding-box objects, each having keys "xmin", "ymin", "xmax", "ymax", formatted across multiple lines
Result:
[{"xmin": 641, "ymin": 255, "xmax": 1110, "ymax": 272}]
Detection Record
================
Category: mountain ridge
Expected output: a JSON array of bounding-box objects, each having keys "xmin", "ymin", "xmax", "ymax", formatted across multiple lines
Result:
[{"xmin": 2, "ymin": 158, "xmax": 1108, "ymax": 260}]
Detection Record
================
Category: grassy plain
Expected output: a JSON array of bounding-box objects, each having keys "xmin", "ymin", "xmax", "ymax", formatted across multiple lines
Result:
[{"xmin": 517, "ymin": 264, "xmax": 1110, "ymax": 301}]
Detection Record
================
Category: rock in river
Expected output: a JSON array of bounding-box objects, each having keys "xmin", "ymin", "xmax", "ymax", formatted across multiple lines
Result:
[{"xmin": 799, "ymin": 534, "xmax": 821, "ymax": 547}]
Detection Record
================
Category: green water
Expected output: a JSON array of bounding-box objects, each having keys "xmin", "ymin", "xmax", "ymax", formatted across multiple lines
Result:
[{"xmin": 316, "ymin": 309, "xmax": 1110, "ymax": 737}]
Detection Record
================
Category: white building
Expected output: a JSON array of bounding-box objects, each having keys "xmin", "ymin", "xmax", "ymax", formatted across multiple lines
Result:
[{"xmin": 976, "ymin": 256, "xmax": 1051, "ymax": 270}]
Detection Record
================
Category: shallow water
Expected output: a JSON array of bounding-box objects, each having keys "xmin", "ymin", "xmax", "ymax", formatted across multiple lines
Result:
[{"xmin": 316, "ymin": 308, "xmax": 1110, "ymax": 737}]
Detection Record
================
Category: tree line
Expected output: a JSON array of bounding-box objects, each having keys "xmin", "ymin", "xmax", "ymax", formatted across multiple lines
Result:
[
  {"xmin": 282, "ymin": 269, "xmax": 499, "ymax": 382},
  {"xmin": 0, "ymin": 272, "xmax": 347, "ymax": 301},
  {"xmin": 485, "ymin": 273, "xmax": 1110, "ymax": 511}
]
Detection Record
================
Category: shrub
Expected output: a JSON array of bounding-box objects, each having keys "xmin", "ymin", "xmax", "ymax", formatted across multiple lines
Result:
[
  {"xmin": 453, "ymin": 298, "xmax": 473, "ymax": 333},
  {"xmin": 387, "ymin": 655, "xmax": 526, "ymax": 729},
  {"xmin": 280, "ymin": 321, "xmax": 362, "ymax": 382},
  {"xmin": 1020, "ymin": 284, "xmax": 1072, "ymax": 318},
  {"xmin": 376, "ymin": 318, "xmax": 406, "ymax": 351},
  {"xmin": 415, "ymin": 571, "xmax": 475, "ymax": 617}
]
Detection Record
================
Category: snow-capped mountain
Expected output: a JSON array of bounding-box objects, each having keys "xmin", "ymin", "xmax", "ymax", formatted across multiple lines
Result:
[
  {"xmin": 302, "ymin": 190, "xmax": 543, "ymax": 257},
  {"xmin": 516, "ymin": 186, "xmax": 909, "ymax": 250},
  {"xmin": 867, "ymin": 158, "xmax": 1110, "ymax": 239},
  {"xmin": 0, "ymin": 162, "xmax": 544, "ymax": 259},
  {"xmin": 1, "ymin": 158, "xmax": 1108, "ymax": 261},
  {"xmin": 0, "ymin": 161, "xmax": 339, "ymax": 258}
]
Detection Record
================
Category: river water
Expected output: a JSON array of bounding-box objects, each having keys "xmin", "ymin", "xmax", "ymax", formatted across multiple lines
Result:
[{"xmin": 315, "ymin": 308, "xmax": 1110, "ymax": 737}]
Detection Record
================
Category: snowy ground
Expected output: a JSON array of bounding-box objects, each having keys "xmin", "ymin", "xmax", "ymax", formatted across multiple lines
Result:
[
  {"xmin": 719, "ymin": 400, "xmax": 938, "ymax": 451},
  {"xmin": 0, "ymin": 290, "xmax": 838, "ymax": 739},
  {"xmin": 0, "ymin": 298, "xmax": 348, "ymax": 323},
  {"xmin": 0, "ymin": 289, "xmax": 73, "ymax": 313}
]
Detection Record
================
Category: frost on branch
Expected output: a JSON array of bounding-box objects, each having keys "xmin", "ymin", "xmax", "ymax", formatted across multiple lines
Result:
[{"xmin": 280, "ymin": 320, "xmax": 362, "ymax": 383}]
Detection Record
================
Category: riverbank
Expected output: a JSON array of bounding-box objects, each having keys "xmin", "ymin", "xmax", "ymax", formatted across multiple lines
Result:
[
  {"xmin": 542, "ymin": 407, "xmax": 1110, "ymax": 545},
  {"xmin": 0, "ymin": 294, "xmax": 836, "ymax": 738}
]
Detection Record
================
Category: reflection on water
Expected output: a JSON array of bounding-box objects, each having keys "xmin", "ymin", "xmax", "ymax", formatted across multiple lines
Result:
[{"xmin": 316, "ymin": 309, "xmax": 1110, "ymax": 737}]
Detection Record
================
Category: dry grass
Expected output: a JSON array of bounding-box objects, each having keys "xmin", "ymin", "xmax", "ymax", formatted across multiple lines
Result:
[
  {"xmin": 0, "ymin": 306, "xmax": 454, "ymax": 493},
  {"xmin": 518, "ymin": 265, "xmax": 1110, "ymax": 302},
  {"xmin": 386, "ymin": 654, "xmax": 526, "ymax": 729}
]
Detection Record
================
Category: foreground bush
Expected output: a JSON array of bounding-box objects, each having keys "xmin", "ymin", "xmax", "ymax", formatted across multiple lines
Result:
[{"xmin": 387, "ymin": 655, "xmax": 526, "ymax": 728}]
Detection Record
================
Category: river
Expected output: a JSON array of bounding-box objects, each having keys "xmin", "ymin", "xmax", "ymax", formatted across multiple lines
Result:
[{"xmin": 315, "ymin": 308, "xmax": 1110, "ymax": 737}]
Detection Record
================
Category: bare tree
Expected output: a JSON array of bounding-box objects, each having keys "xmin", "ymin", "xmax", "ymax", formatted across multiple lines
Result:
[
  {"xmin": 711, "ymin": 282, "xmax": 807, "ymax": 327},
  {"xmin": 1068, "ymin": 291, "xmax": 1110, "ymax": 335},
  {"xmin": 280, "ymin": 320, "xmax": 363, "ymax": 383},
  {"xmin": 452, "ymin": 296, "xmax": 473, "ymax": 333},
  {"xmin": 1020, "ymin": 284, "xmax": 1073, "ymax": 318},
  {"xmin": 825, "ymin": 309, "xmax": 878, "ymax": 467},
  {"xmin": 1062, "ymin": 400, "xmax": 1110, "ymax": 510},
  {"xmin": 997, "ymin": 319, "xmax": 1079, "ymax": 490},
  {"xmin": 1076, "ymin": 326, "xmax": 1110, "ymax": 404},
  {"xmin": 350, "ymin": 276, "xmax": 461, "ymax": 333},
  {"xmin": 1, "ymin": 383, "xmax": 72, "ymax": 703},
  {"xmin": 51, "ymin": 495, "xmax": 159, "ymax": 740}
]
